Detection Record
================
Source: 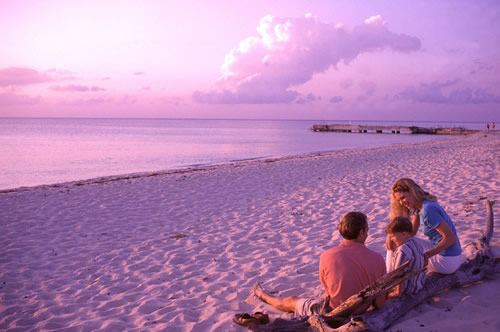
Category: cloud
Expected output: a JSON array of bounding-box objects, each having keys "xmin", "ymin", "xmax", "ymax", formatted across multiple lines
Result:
[
  {"xmin": 329, "ymin": 96, "xmax": 343, "ymax": 103},
  {"xmin": 340, "ymin": 79, "xmax": 353, "ymax": 89},
  {"xmin": 50, "ymin": 84, "xmax": 106, "ymax": 92},
  {"xmin": 158, "ymin": 96, "xmax": 183, "ymax": 106},
  {"xmin": 0, "ymin": 92, "xmax": 40, "ymax": 105},
  {"xmin": 469, "ymin": 58, "xmax": 496, "ymax": 76},
  {"xmin": 356, "ymin": 80, "xmax": 376, "ymax": 101},
  {"xmin": 117, "ymin": 94, "xmax": 137, "ymax": 104},
  {"xmin": 193, "ymin": 88, "xmax": 298, "ymax": 104},
  {"xmin": 134, "ymin": 72, "xmax": 145, "ymax": 76},
  {"xmin": 63, "ymin": 97, "xmax": 113, "ymax": 106},
  {"xmin": 398, "ymin": 79, "xmax": 500, "ymax": 104},
  {"xmin": 46, "ymin": 68, "xmax": 77, "ymax": 81},
  {"xmin": 63, "ymin": 94, "xmax": 136, "ymax": 106},
  {"xmin": 295, "ymin": 93, "xmax": 321, "ymax": 104},
  {"xmin": 0, "ymin": 67, "xmax": 52, "ymax": 87},
  {"xmin": 448, "ymin": 88, "xmax": 500, "ymax": 104},
  {"xmin": 397, "ymin": 80, "xmax": 458, "ymax": 103},
  {"xmin": 193, "ymin": 14, "xmax": 421, "ymax": 104}
]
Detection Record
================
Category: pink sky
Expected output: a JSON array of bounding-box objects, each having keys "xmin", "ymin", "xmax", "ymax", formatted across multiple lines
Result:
[{"xmin": 1, "ymin": 0, "xmax": 499, "ymax": 121}]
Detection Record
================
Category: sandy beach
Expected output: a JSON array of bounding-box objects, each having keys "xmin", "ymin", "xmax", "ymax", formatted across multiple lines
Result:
[{"xmin": 1, "ymin": 131, "xmax": 499, "ymax": 332}]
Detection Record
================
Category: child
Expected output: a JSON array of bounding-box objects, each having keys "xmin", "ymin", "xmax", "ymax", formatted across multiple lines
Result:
[{"xmin": 385, "ymin": 216, "xmax": 426, "ymax": 296}]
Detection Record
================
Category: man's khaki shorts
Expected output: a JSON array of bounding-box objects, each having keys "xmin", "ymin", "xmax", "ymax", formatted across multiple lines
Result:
[{"xmin": 294, "ymin": 296, "xmax": 328, "ymax": 317}]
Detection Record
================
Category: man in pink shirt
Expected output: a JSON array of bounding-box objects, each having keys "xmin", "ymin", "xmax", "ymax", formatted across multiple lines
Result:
[{"xmin": 253, "ymin": 212, "xmax": 386, "ymax": 316}]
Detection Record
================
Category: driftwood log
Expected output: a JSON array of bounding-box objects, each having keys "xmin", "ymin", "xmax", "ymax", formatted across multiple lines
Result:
[{"xmin": 251, "ymin": 199, "xmax": 497, "ymax": 332}]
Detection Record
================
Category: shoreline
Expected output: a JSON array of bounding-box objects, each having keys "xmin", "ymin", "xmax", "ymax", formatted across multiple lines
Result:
[
  {"xmin": 0, "ymin": 133, "xmax": 464, "ymax": 194},
  {"xmin": 1, "ymin": 131, "xmax": 499, "ymax": 331}
]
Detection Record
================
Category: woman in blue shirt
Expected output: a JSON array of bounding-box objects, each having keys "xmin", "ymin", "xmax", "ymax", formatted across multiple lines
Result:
[{"xmin": 386, "ymin": 178, "xmax": 462, "ymax": 274}]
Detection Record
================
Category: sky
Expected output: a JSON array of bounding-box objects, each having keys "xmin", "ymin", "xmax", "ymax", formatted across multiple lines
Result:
[{"xmin": 1, "ymin": 0, "xmax": 499, "ymax": 121}]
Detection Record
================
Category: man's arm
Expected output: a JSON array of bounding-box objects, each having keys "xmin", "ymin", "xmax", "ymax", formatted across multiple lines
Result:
[{"xmin": 319, "ymin": 254, "xmax": 327, "ymax": 291}]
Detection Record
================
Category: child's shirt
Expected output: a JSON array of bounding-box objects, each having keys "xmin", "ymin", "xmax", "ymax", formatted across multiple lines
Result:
[{"xmin": 389, "ymin": 237, "xmax": 426, "ymax": 294}]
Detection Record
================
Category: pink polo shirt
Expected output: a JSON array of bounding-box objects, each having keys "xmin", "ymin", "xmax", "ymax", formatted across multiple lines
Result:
[{"xmin": 319, "ymin": 241, "xmax": 386, "ymax": 309}]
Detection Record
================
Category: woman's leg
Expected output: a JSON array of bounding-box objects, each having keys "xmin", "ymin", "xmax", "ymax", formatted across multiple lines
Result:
[
  {"xmin": 411, "ymin": 237, "xmax": 462, "ymax": 274},
  {"xmin": 427, "ymin": 254, "xmax": 462, "ymax": 274}
]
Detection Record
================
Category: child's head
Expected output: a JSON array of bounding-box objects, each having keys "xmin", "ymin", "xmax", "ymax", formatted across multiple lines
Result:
[{"xmin": 385, "ymin": 216, "xmax": 413, "ymax": 246}]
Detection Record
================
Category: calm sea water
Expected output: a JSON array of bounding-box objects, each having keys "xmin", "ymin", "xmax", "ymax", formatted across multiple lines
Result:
[{"xmin": 0, "ymin": 118, "xmax": 484, "ymax": 190}]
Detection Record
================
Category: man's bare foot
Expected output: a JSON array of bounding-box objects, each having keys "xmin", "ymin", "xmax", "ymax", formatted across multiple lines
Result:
[
  {"xmin": 251, "ymin": 281, "xmax": 297, "ymax": 313},
  {"xmin": 245, "ymin": 281, "xmax": 265, "ymax": 304},
  {"xmin": 253, "ymin": 281, "xmax": 273, "ymax": 304},
  {"xmin": 253, "ymin": 281, "xmax": 265, "ymax": 299}
]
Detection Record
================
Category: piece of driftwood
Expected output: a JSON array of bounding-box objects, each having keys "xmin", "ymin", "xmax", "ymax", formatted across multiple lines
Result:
[
  {"xmin": 250, "ymin": 200, "xmax": 496, "ymax": 332},
  {"xmin": 249, "ymin": 250, "xmax": 422, "ymax": 332},
  {"xmin": 250, "ymin": 263, "xmax": 422, "ymax": 331},
  {"xmin": 351, "ymin": 199, "xmax": 497, "ymax": 331},
  {"xmin": 324, "ymin": 261, "xmax": 425, "ymax": 319}
]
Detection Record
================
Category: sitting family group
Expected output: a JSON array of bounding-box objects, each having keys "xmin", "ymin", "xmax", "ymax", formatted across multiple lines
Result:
[{"xmin": 249, "ymin": 178, "xmax": 462, "ymax": 319}]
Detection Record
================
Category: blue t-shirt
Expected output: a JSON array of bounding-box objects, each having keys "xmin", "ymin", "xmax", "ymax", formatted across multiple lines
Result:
[{"xmin": 418, "ymin": 200, "xmax": 462, "ymax": 256}]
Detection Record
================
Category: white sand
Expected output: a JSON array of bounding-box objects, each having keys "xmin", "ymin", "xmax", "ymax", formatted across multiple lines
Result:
[{"xmin": 1, "ymin": 131, "xmax": 499, "ymax": 332}]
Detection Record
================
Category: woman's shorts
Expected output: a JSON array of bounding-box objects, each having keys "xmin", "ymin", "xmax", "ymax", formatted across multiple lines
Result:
[{"xmin": 386, "ymin": 237, "xmax": 462, "ymax": 274}]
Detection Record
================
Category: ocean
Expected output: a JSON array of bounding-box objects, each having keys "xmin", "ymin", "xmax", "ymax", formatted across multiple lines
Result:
[{"xmin": 0, "ymin": 118, "xmax": 484, "ymax": 190}]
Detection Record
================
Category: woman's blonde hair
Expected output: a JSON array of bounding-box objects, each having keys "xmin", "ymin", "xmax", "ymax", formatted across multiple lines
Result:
[{"xmin": 389, "ymin": 178, "xmax": 437, "ymax": 220}]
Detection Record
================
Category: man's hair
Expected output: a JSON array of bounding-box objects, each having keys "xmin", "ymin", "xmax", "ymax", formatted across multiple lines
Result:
[
  {"xmin": 385, "ymin": 216, "xmax": 413, "ymax": 234},
  {"xmin": 338, "ymin": 212, "xmax": 368, "ymax": 240}
]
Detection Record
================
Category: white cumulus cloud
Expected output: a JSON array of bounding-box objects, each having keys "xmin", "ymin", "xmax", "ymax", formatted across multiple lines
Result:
[{"xmin": 193, "ymin": 14, "xmax": 421, "ymax": 104}]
